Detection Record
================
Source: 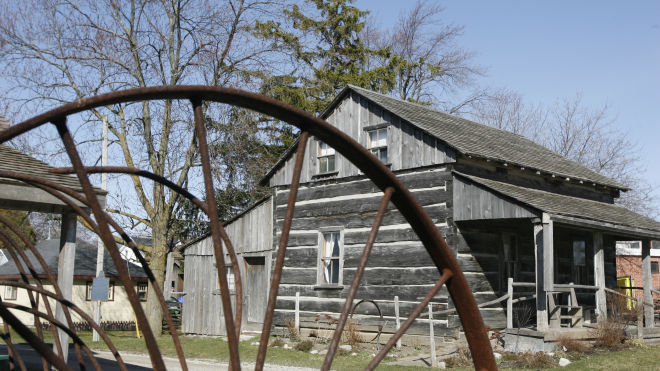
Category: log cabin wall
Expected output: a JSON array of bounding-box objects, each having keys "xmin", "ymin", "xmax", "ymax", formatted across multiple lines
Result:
[{"xmin": 272, "ymin": 166, "xmax": 457, "ymax": 337}]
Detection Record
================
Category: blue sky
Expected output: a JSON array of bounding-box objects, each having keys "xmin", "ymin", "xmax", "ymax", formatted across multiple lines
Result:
[{"xmin": 357, "ymin": 0, "xmax": 660, "ymax": 193}]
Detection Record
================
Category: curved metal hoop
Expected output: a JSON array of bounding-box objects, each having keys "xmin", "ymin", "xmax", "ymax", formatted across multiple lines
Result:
[{"xmin": 0, "ymin": 86, "xmax": 497, "ymax": 371}]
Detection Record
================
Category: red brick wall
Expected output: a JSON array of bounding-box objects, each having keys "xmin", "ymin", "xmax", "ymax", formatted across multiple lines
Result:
[{"xmin": 616, "ymin": 255, "xmax": 660, "ymax": 299}]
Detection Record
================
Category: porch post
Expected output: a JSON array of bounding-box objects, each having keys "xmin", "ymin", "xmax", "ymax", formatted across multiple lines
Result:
[
  {"xmin": 534, "ymin": 214, "xmax": 553, "ymax": 332},
  {"xmin": 641, "ymin": 239, "xmax": 654, "ymax": 327},
  {"xmin": 54, "ymin": 213, "xmax": 77, "ymax": 364},
  {"xmin": 593, "ymin": 232, "xmax": 607, "ymax": 321}
]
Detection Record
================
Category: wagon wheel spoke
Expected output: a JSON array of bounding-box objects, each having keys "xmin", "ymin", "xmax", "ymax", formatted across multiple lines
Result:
[
  {"xmin": 365, "ymin": 269, "xmax": 453, "ymax": 371},
  {"xmin": 256, "ymin": 131, "xmax": 309, "ymax": 371},
  {"xmin": 321, "ymin": 187, "xmax": 395, "ymax": 371},
  {"xmin": 190, "ymin": 99, "xmax": 242, "ymax": 370}
]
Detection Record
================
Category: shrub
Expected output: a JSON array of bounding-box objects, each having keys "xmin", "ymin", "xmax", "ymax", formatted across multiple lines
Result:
[
  {"xmin": 336, "ymin": 348, "xmax": 351, "ymax": 357},
  {"xmin": 294, "ymin": 339, "xmax": 314, "ymax": 352},
  {"xmin": 514, "ymin": 351, "xmax": 555, "ymax": 369},
  {"xmin": 445, "ymin": 342, "xmax": 472, "ymax": 368},
  {"xmin": 270, "ymin": 338, "xmax": 285, "ymax": 348},
  {"xmin": 342, "ymin": 319, "xmax": 362, "ymax": 348},
  {"xmin": 590, "ymin": 292, "xmax": 639, "ymax": 348},
  {"xmin": 555, "ymin": 332, "xmax": 588, "ymax": 353},
  {"xmin": 284, "ymin": 317, "xmax": 300, "ymax": 341},
  {"xmin": 625, "ymin": 338, "xmax": 648, "ymax": 349}
]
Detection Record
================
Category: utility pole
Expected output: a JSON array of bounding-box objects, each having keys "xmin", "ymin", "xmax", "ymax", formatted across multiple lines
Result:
[{"xmin": 93, "ymin": 116, "xmax": 108, "ymax": 342}]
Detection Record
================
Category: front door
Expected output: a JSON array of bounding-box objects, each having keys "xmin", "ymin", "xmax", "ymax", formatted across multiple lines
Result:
[{"xmin": 245, "ymin": 256, "xmax": 267, "ymax": 323}]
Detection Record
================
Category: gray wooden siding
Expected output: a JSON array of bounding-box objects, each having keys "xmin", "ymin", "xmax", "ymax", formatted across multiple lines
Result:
[
  {"xmin": 453, "ymin": 175, "xmax": 540, "ymax": 221},
  {"xmin": 182, "ymin": 199, "xmax": 273, "ymax": 335},
  {"xmin": 269, "ymin": 92, "xmax": 457, "ymax": 187},
  {"xmin": 271, "ymin": 167, "xmax": 458, "ymax": 336}
]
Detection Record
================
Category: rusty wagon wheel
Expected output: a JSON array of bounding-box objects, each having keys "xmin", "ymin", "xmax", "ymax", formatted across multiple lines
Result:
[{"xmin": 0, "ymin": 86, "xmax": 497, "ymax": 371}]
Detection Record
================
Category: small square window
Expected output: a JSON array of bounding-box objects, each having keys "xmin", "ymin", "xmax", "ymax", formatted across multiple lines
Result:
[
  {"xmin": 367, "ymin": 128, "xmax": 387, "ymax": 163},
  {"xmin": 137, "ymin": 282, "xmax": 148, "ymax": 301},
  {"xmin": 652, "ymin": 262, "xmax": 659, "ymax": 274},
  {"xmin": 5, "ymin": 284, "xmax": 17, "ymax": 300},
  {"xmin": 318, "ymin": 141, "xmax": 336, "ymax": 173}
]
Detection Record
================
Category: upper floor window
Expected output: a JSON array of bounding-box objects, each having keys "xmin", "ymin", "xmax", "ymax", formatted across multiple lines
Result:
[
  {"xmin": 318, "ymin": 230, "xmax": 343, "ymax": 286},
  {"xmin": 318, "ymin": 141, "xmax": 336, "ymax": 173},
  {"xmin": 137, "ymin": 282, "xmax": 148, "ymax": 301},
  {"xmin": 368, "ymin": 128, "xmax": 387, "ymax": 163}
]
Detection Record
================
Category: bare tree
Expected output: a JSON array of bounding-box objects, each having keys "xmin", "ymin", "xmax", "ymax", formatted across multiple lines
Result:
[
  {"xmin": 465, "ymin": 87, "xmax": 548, "ymax": 142},
  {"xmin": 0, "ymin": 0, "xmax": 283, "ymax": 335},
  {"xmin": 366, "ymin": 0, "xmax": 486, "ymax": 105}
]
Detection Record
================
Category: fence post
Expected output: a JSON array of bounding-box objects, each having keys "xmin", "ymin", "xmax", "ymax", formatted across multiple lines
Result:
[
  {"xmin": 295, "ymin": 292, "xmax": 300, "ymax": 332},
  {"xmin": 429, "ymin": 303, "xmax": 437, "ymax": 367},
  {"xmin": 507, "ymin": 277, "xmax": 514, "ymax": 329},
  {"xmin": 395, "ymin": 295, "xmax": 401, "ymax": 350},
  {"xmin": 637, "ymin": 298, "xmax": 644, "ymax": 339}
]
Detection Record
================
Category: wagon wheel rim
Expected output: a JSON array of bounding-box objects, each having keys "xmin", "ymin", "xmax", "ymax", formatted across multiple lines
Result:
[{"xmin": 0, "ymin": 85, "xmax": 497, "ymax": 371}]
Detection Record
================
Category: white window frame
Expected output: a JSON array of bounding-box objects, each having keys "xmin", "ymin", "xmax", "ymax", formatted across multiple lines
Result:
[
  {"xmin": 317, "ymin": 141, "xmax": 336, "ymax": 174},
  {"xmin": 317, "ymin": 227, "xmax": 345, "ymax": 286},
  {"xmin": 5, "ymin": 283, "xmax": 17, "ymax": 300},
  {"xmin": 137, "ymin": 282, "xmax": 148, "ymax": 301},
  {"xmin": 86, "ymin": 280, "xmax": 115, "ymax": 301},
  {"xmin": 367, "ymin": 128, "xmax": 388, "ymax": 163}
]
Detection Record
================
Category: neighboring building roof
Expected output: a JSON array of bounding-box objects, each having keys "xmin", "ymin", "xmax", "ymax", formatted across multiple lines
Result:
[
  {"xmin": 616, "ymin": 241, "xmax": 660, "ymax": 256},
  {"xmin": 454, "ymin": 171, "xmax": 660, "ymax": 234},
  {"xmin": 0, "ymin": 144, "xmax": 106, "ymax": 194},
  {"xmin": 317, "ymin": 85, "xmax": 627, "ymax": 190},
  {"xmin": 0, "ymin": 239, "xmax": 147, "ymax": 279}
]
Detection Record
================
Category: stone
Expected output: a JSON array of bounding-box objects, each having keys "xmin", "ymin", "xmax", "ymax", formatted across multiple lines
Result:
[
  {"xmin": 283, "ymin": 344, "xmax": 289, "ymax": 349},
  {"xmin": 310, "ymin": 350, "xmax": 319, "ymax": 355},
  {"xmin": 438, "ymin": 361, "xmax": 446, "ymax": 369},
  {"xmin": 370, "ymin": 354, "xmax": 376, "ymax": 357},
  {"xmin": 351, "ymin": 353, "xmax": 357, "ymax": 356},
  {"xmin": 319, "ymin": 350, "xmax": 328, "ymax": 355},
  {"xmin": 493, "ymin": 352, "xmax": 502, "ymax": 360},
  {"xmin": 273, "ymin": 346, "xmax": 279, "ymax": 349},
  {"xmin": 547, "ymin": 352, "xmax": 555, "ymax": 356},
  {"xmin": 250, "ymin": 342, "xmax": 260, "ymax": 346},
  {"xmin": 339, "ymin": 345, "xmax": 352, "ymax": 351},
  {"xmin": 559, "ymin": 358, "xmax": 571, "ymax": 367}
]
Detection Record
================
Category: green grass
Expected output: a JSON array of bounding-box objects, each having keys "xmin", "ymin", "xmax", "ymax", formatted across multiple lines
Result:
[{"xmin": 4, "ymin": 329, "xmax": 660, "ymax": 370}]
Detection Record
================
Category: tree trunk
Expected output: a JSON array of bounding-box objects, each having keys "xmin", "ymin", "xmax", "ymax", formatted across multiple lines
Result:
[{"xmin": 147, "ymin": 219, "xmax": 168, "ymax": 337}]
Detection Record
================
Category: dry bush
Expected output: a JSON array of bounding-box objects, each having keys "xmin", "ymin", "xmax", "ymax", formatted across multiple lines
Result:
[
  {"xmin": 555, "ymin": 333, "xmax": 588, "ymax": 353},
  {"xmin": 590, "ymin": 292, "xmax": 640, "ymax": 348},
  {"xmin": 342, "ymin": 319, "xmax": 363, "ymax": 348},
  {"xmin": 336, "ymin": 348, "xmax": 351, "ymax": 357},
  {"xmin": 270, "ymin": 338, "xmax": 285, "ymax": 347},
  {"xmin": 445, "ymin": 341, "xmax": 473, "ymax": 368},
  {"xmin": 284, "ymin": 317, "xmax": 300, "ymax": 341},
  {"xmin": 624, "ymin": 338, "xmax": 648, "ymax": 349},
  {"xmin": 294, "ymin": 339, "xmax": 314, "ymax": 352},
  {"xmin": 514, "ymin": 351, "xmax": 555, "ymax": 369}
]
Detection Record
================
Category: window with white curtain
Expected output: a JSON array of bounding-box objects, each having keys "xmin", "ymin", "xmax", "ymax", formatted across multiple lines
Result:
[{"xmin": 318, "ymin": 230, "xmax": 343, "ymax": 285}]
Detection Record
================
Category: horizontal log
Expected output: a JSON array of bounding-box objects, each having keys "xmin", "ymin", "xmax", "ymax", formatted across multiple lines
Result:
[
  {"xmin": 275, "ymin": 169, "xmax": 453, "ymax": 204},
  {"xmin": 275, "ymin": 188, "xmax": 450, "ymax": 219},
  {"xmin": 277, "ymin": 284, "xmax": 449, "ymax": 303},
  {"xmin": 457, "ymin": 253, "xmax": 500, "ymax": 273}
]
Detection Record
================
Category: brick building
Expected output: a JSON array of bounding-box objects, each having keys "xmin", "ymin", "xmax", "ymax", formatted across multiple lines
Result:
[{"xmin": 616, "ymin": 241, "xmax": 660, "ymax": 299}]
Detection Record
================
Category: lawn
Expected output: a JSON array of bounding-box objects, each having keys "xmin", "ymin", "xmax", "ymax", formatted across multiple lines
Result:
[{"xmin": 3, "ymin": 329, "xmax": 660, "ymax": 370}]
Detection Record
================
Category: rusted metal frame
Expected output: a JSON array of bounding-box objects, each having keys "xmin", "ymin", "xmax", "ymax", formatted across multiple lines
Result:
[
  {"xmin": 364, "ymin": 269, "xmax": 453, "ymax": 371},
  {"xmin": 0, "ymin": 280, "xmax": 129, "ymax": 371},
  {"xmin": 3, "ymin": 169, "xmax": 188, "ymax": 371},
  {"xmin": 51, "ymin": 166, "xmax": 244, "ymax": 342},
  {"xmin": 0, "ymin": 175, "xmax": 177, "ymax": 371},
  {"xmin": 322, "ymin": 187, "xmax": 395, "ymax": 371},
  {"xmin": 1, "ymin": 320, "xmax": 27, "ymax": 371},
  {"xmin": 0, "ymin": 301, "xmax": 73, "ymax": 371},
  {"xmin": 190, "ymin": 98, "xmax": 241, "ymax": 370},
  {"xmin": 0, "ymin": 228, "xmax": 65, "ymax": 371},
  {"xmin": 53, "ymin": 119, "xmax": 167, "ymax": 371},
  {"xmin": 2, "ymin": 302, "xmax": 105, "ymax": 371},
  {"xmin": 2, "ymin": 86, "xmax": 496, "ymax": 369},
  {"xmin": 255, "ymin": 131, "xmax": 309, "ymax": 371}
]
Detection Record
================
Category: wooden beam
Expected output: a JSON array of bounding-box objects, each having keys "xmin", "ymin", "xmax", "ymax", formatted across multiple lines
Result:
[
  {"xmin": 54, "ymin": 213, "xmax": 77, "ymax": 363},
  {"xmin": 593, "ymin": 232, "xmax": 607, "ymax": 321},
  {"xmin": 534, "ymin": 218, "xmax": 550, "ymax": 332},
  {"xmin": 641, "ymin": 239, "xmax": 654, "ymax": 328}
]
